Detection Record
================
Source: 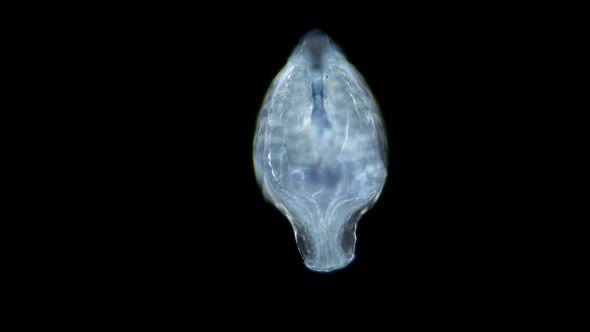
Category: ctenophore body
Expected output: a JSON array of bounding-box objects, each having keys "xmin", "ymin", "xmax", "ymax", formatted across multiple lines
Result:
[{"xmin": 253, "ymin": 30, "xmax": 387, "ymax": 272}]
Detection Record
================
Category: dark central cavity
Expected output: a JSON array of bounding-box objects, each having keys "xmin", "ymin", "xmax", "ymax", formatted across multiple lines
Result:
[{"xmin": 303, "ymin": 29, "xmax": 331, "ymax": 130}]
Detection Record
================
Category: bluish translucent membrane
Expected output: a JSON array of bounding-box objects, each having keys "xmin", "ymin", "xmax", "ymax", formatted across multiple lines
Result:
[{"xmin": 253, "ymin": 30, "xmax": 387, "ymax": 272}]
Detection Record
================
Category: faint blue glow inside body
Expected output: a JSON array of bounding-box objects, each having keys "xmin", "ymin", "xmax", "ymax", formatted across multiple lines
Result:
[{"xmin": 253, "ymin": 30, "xmax": 387, "ymax": 272}]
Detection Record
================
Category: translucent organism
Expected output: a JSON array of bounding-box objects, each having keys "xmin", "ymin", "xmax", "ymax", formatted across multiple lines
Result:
[{"xmin": 253, "ymin": 29, "xmax": 387, "ymax": 272}]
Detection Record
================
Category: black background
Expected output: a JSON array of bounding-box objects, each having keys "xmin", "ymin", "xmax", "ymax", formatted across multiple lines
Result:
[{"xmin": 1, "ymin": 3, "xmax": 589, "ymax": 290}]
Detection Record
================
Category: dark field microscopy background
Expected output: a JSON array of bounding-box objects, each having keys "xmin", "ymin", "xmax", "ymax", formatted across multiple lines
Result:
[{"xmin": 1, "ymin": 3, "xmax": 589, "ymax": 290}]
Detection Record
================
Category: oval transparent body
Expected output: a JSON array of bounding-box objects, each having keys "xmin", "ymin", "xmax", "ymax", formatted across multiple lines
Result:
[{"xmin": 253, "ymin": 30, "xmax": 387, "ymax": 272}]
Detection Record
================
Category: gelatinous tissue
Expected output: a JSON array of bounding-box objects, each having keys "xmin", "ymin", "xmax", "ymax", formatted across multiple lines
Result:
[{"xmin": 253, "ymin": 30, "xmax": 387, "ymax": 272}]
